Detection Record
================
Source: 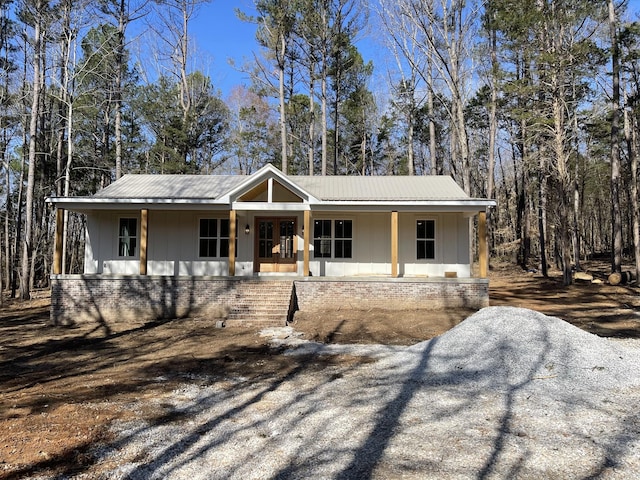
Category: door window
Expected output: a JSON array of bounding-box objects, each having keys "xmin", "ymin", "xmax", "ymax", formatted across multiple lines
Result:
[{"xmin": 258, "ymin": 220, "xmax": 274, "ymax": 258}]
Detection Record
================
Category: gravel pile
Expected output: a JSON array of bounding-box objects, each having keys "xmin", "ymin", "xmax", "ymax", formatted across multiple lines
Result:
[{"xmin": 88, "ymin": 307, "xmax": 640, "ymax": 479}]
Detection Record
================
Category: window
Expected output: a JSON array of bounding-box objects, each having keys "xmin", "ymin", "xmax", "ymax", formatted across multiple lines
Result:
[
  {"xmin": 199, "ymin": 218, "xmax": 234, "ymax": 258},
  {"xmin": 219, "ymin": 219, "xmax": 231, "ymax": 257},
  {"xmin": 313, "ymin": 219, "xmax": 352, "ymax": 259},
  {"xmin": 118, "ymin": 218, "xmax": 138, "ymax": 257},
  {"xmin": 417, "ymin": 219, "xmax": 436, "ymax": 260},
  {"xmin": 199, "ymin": 219, "xmax": 218, "ymax": 257},
  {"xmin": 313, "ymin": 220, "xmax": 331, "ymax": 258},
  {"xmin": 334, "ymin": 220, "xmax": 352, "ymax": 258}
]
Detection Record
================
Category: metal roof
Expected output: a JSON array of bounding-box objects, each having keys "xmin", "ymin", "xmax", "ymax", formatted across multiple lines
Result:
[
  {"xmin": 92, "ymin": 173, "xmax": 470, "ymax": 201},
  {"xmin": 48, "ymin": 165, "xmax": 495, "ymax": 210},
  {"xmin": 93, "ymin": 174, "xmax": 245, "ymax": 199},
  {"xmin": 293, "ymin": 175, "xmax": 468, "ymax": 201}
]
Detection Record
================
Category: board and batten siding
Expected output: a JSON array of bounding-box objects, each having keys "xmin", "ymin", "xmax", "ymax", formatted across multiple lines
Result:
[{"xmin": 83, "ymin": 210, "xmax": 472, "ymax": 278}]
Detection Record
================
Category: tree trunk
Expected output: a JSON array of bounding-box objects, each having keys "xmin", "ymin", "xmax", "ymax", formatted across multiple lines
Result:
[
  {"xmin": 62, "ymin": 99, "xmax": 74, "ymax": 274},
  {"xmin": 627, "ymin": 98, "xmax": 640, "ymax": 282},
  {"xmin": 3, "ymin": 161, "xmax": 9, "ymax": 293},
  {"xmin": 407, "ymin": 113, "xmax": 414, "ymax": 175},
  {"xmin": 572, "ymin": 158, "xmax": 581, "ymax": 270},
  {"xmin": 321, "ymin": 65, "xmax": 328, "ymax": 175},
  {"xmin": 538, "ymin": 156, "xmax": 548, "ymax": 277},
  {"xmin": 308, "ymin": 66, "xmax": 315, "ymax": 175},
  {"xmin": 427, "ymin": 76, "xmax": 437, "ymax": 174},
  {"xmin": 278, "ymin": 32, "xmax": 288, "ymax": 174},
  {"xmin": 320, "ymin": 5, "xmax": 328, "ymax": 176},
  {"xmin": 361, "ymin": 105, "xmax": 367, "ymax": 175},
  {"xmin": 21, "ymin": 0, "xmax": 44, "ymax": 300},
  {"xmin": 332, "ymin": 79, "xmax": 339, "ymax": 175},
  {"xmin": 114, "ymin": 0, "xmax": 126, "ymax": 179},
  {"xmin": 609, "ymin": 0, "xmax": 622, "ymax": 274},
  {"xmin": 487, "ymin": 20, "xmax": 498, "ymax": 266}
]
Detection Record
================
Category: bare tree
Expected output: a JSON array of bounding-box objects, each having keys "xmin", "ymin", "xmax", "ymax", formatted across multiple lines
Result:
[
  {"xmin": 608, "ymin": 0, "xmax": 623, "ymax": 274},
  {"xmin": 377, "ymin": 0, "xmax": 426, "ymax": 175},
  {"xmin": 381, "ymin": 0, "xmax": 481, "ymax": 192},
  {"xmin": 21, "ymin": 0, "xmax": 45, "ymax": 300},
  {"xmin": 253, "ymin": 0, "xmax": 295, "ymax": 174},
  {"xmin": 624, "ymin": 88, "xmax": 640, "ymax": 282},
  {"xmin": 99, "ymin": 0, "xmax": 148, "ymax": 179},
  {"xmin": 151, "ymin": 0, "xmax": 207, "ymax": 130}
]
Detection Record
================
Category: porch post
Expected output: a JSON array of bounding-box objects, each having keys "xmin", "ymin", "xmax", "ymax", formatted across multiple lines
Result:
[
  {"xmin": 140, "ymin": 209, "xmax": 148, "ymax": 275},
  {"xmin": 391, "ymin": 210, "xmax": 398, "ymax": 278},
  {"xmin": 303, "ymin": 210, "xmax": 310, "ymax": 276},
  {"xmin": 478, "ymin": 210, "xmax": 488, "ymax": 278},
  {"xmin": 53, "ymin": 207, "xmax": 64, "ymax": 275},
  {"xmin": 229, "ymin": 209, "xmax": 236, "ymax": 276}
]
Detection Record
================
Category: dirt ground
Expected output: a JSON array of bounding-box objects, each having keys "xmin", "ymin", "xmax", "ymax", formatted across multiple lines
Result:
[{"xmin": 1, "ymin": 261, "xmax": 639, "ymax": 479}]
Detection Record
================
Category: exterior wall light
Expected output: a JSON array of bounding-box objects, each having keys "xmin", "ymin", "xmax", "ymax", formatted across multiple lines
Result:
[{"xmin": 245, "ymin": 224, "xmax": 250, "ymax": 235}]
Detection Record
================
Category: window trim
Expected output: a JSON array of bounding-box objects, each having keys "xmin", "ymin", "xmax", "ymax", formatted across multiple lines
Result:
[
  {"xmin": 117, "ymin": 216, "xmax": 139, "ymax": 258},
  {"xmin": 416, "ymin": 218, "xmax": 437, "ymax": 261}
]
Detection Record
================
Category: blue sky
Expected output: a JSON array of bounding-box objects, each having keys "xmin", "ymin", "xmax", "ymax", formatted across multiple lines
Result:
[
  {"xmin": 189, "ymin": 1, "xmax": 259, "ymax": 95},
  {"xmin": 189, "ymin": 0, "xmax": 640, "ymax": 98},
  {"xmin": 188, "ymin": 1, "xmax": 384, "ymax": 98}
]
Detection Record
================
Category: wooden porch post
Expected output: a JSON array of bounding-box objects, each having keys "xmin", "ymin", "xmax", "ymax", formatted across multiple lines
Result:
[
  {"xmin": 478, "ymin": 210, "xmax": 488, "ymax": 278},
  {"xmin": 229, "ymin": 209, "xmax": 236, "ymax": 276},
  {"xmin": 140, "ymin": 209, "xmax": 148, "ymax": 275},
  {"xmin": 53, "ymin": 208, "xmax": 64, "ymax": 275},
  {"xmin": 391, "ymin": 211, "xmax": 398, "ymax": 278},
  {"xmin": 303, "ymin": 210, "xmax": 310, "ymax": 276}
]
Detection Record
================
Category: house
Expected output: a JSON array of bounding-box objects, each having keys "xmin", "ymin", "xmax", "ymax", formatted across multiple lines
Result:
[{"xmin": 48, "ymin": 164, "xmax": 495, "ymax": 326}]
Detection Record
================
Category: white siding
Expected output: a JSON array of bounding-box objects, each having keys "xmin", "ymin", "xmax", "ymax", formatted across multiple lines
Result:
[{"xmin": 84, "ymin": 209, "xmax": 472, "ymax": 277}]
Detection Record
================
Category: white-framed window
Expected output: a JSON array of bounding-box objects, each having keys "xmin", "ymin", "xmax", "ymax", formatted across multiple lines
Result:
[
  {"xmin": 416, "ymin": 219, "xmax": 436, "ymax": 260},
  {"xmin": 118, "ymin": 217, "xmax": 138, "ymax": 257},
  {"xmin": 199, "ymin": 218, "xmax": 234, "ymax": 258},
  {"xmin": 313, "ymin": 219, "xmax": 353, "ymax": 259},
  {"xmin": 334, "ymin": 220, "xmax": 352, "ymax": 258},
  {"xmin": 313, "ymin": 219, "xmax": 332, "ymax": 258}
]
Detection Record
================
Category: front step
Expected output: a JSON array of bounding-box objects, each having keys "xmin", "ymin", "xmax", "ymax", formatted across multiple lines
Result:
[{"xmin": 225, "ymin": 280, "xmax": 295, "ymax": 327}]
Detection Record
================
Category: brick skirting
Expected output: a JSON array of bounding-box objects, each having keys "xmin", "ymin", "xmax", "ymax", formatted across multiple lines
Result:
[
  {"xmin": 50, "ymin": 275, "xmax": 489, "ymax": 326},
  {"xmin": 293, "ymin": 277, "xmax": 489, "ymax": 311}
]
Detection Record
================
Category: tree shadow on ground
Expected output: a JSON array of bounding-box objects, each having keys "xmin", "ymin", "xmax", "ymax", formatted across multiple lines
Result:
[
  {"xmin": 24, "ymin": 310, "xmax": 634, "ymax": 480},
  {"xmin": 2, "ymin": 275, "xmax": 640, "ymax": 479}
]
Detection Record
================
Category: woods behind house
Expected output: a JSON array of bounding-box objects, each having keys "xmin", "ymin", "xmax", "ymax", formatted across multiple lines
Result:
[{"xmin": 1, "ymin": 0, "xmax": 640, "ymax": 300}]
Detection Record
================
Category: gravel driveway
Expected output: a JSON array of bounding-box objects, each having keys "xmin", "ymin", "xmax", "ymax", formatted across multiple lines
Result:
[{"xmin": 86, "ymin": 307, "xmax": 640, "ymax": 479}]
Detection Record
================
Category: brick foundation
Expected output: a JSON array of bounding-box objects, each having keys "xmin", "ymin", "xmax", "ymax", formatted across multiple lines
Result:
[
  {"xmin": 51, "ymin": 275, "xmax": 239, "ymax": 325},
  {"xmin": 50, "ymin": 275, "xmax": 489, "ymax": 326},
  {"xmin": 293, "ymin": 277, "xmax": 489, "ymax": 311}
]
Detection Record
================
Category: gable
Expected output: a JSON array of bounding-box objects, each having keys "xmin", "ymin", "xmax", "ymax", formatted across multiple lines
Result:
[
  {"xmin": 224, "ymin": 164, "xmax": 315, "ymax": 204},
  {"xmin": 237, "ymin": 179, "xmax": 304, "ymax": 203}
]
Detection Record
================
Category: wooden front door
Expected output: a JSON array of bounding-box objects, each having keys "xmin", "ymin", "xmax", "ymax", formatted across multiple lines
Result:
[{"xmin": 255, "ymin": 217, "xmax": 297, "ymax": 273}]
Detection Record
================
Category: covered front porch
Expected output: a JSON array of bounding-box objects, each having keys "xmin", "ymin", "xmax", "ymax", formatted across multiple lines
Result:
[{"xmin": 51, "ymin": 207, "xmax": 490, "ymax": 280}]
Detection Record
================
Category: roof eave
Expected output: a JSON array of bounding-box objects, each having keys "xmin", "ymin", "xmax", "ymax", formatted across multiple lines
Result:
[
  {"xmin": 46, "ymin": 197, "xmax": 229, "ymax": 211},
  {"xmin": 309, "ymin": 199, "xmax": 496, "ymax": 211},
  {"xmin": 47, "ymin": 197, "xmax": 496, "ymax": 212}
]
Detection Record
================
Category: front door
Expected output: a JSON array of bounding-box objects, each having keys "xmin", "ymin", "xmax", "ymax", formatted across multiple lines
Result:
[{"xmin": 255, "ymin": 217, "xmax": 297, "ymax": 273}]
